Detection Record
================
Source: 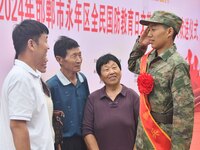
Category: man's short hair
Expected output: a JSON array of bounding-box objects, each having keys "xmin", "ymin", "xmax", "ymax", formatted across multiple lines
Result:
[
  {"xmin": 53, "ymin": 36, "xmax": 79, "ymax": 58},
  {"xmin": 12, "ymin": 19, "xmax": 49, "ymax": 59}
]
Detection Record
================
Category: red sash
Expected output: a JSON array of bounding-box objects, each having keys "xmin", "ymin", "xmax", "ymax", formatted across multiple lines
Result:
[{"xmin": 139, "ymin": 50, "xmax": 171, "ymax": 150}]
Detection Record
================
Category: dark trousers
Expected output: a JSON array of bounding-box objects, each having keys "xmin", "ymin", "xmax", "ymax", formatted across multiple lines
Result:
[{"xmin": 61, "ymin": 136, "xmax": 87, "ymax": 150}]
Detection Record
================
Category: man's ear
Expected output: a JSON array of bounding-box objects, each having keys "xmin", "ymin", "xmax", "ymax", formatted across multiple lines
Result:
[
  {"xmin": 27, "ymin": 39, "xmax": 36, "ymax": 51},
  {"xmin": 55, "ymin": 56, "xmax": 62, "ymax": 64},
  {"xmin": 167, "ymin": 27, "xmax": 174, "ymax": 38}
]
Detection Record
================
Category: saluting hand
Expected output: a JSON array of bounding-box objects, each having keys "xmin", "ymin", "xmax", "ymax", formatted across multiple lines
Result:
[{"xmin": 138, "ymin": 27, "xmax": 150, "ymax": 47}]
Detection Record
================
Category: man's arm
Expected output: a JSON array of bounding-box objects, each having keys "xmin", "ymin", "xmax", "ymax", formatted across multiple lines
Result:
[
  {"xmin": 10, "ymin": 120, "xmax": 30, "ymax": 150},
  {"xmin": 84, "ymin": 134, "xmax": 100, "ymax": 150},
  {"xmin": 171, "ymin": 63, "xmax": 194, "ymax": 149},
  {"xmin": 128, "ymin": 28, "xmax": 149, "ymax": 74}
]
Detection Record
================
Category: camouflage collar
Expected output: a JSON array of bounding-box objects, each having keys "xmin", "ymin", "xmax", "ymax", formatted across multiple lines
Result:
[{"xmin": 159, "ymin": 44, "xmax": 177, "ymax": 61}]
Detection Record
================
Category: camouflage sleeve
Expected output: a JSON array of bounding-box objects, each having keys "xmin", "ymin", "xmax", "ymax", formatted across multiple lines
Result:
[
  {"xmin": 128, "ymin": 37, "xmax": 147, "ymax": 74},
  {"xmin": 171, "ymin": 63, "xmax": 194, "ymax": 150}
]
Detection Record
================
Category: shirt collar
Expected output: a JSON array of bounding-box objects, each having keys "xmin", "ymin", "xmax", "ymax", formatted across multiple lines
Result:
[
  {"xmin": 15, "ymin": 59, "xmax": 41, "ymax": 78},
  {"xmin": 159, "ymin": 44, "xmax": 177, "ymax": 61},
  {"xmin": 100, "ymin": 84, "xmax": 126, "ymax": 100},
  {"xmin": 56, "ymin": 70, "xmax": 84, "ymax": 86}
]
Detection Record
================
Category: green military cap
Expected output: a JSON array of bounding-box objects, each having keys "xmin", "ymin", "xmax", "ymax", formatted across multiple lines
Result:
[{"xmin": 140, "ymin": 10, "xmax": 183, "ymax": 34}]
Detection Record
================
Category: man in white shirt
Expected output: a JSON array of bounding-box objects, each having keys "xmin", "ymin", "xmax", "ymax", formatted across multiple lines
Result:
[{"xmin": 0, "ymin": 19, "xmax": 54, "ymax": 150}]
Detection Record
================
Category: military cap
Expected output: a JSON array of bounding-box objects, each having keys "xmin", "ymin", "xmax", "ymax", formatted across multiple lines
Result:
[{"xmin": 140, "ymin": 11, "xmax": 183, "ymax": 34}]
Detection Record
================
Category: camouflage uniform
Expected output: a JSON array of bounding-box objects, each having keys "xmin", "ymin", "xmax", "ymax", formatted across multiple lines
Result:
[{"xmin": 128, "ymin": 11, "xmax": 194, "ymax": 150}]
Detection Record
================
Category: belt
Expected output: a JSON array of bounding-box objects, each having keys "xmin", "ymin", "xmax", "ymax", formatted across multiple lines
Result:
[{"xmin": 151, "ymin": 110, "xmax": 173, "ymax": 124}]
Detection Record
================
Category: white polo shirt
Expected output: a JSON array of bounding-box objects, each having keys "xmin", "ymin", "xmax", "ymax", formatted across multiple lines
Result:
[{"xmin": 0, "ymin": 60, "xmax": 54, "ymax": 150}]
